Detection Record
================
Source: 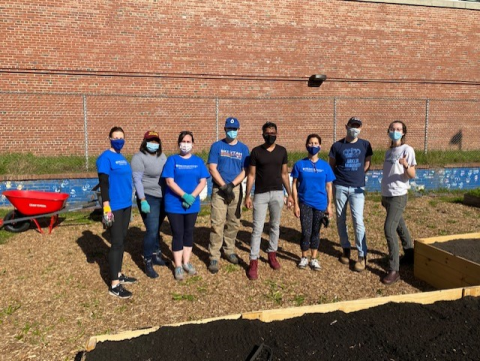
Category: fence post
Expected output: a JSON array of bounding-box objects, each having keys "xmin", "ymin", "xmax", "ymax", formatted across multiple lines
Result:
[
  {"xmin": 83, "ymin": 94, "xmax": 89, "ymax": 171},
  {"xmin": 424, "ymin": 99, "xmax": 429, "ymax": 154},
  {"xmin": 215, "ymin": 97, "xmax": 219, "ymax": 141},
  {"xmin": 333, "ymin": 97, "xmax": 338, "ymax": 143}
]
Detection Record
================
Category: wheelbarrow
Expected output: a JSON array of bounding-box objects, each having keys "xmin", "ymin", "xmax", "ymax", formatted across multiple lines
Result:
[{"xmin": 0, "ymin": 189, "xmax": 99, "ymax": 234}]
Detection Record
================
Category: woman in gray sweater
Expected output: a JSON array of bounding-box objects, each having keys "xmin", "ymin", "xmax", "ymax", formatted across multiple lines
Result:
[{"xmin": 131, "ymin": 130, "xmax": 168, "ymax": 278}]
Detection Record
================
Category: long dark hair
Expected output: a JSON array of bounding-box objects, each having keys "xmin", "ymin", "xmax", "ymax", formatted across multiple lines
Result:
[
  {"xmin": 140, "ymin": 138, "xmax": 163, "ymax": 157},
  {"xmin": 388, "ymin": 120, "xmax": 407, "ymax": 146},
  {"xmin": 177, "ymin": 130, "xmax": 195, "ymax": 144}
]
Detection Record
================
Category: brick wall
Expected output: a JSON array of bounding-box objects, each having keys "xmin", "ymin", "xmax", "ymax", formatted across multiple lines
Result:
[{"xmin": 0, "ymin": 1, "xmax": 479, "ymax": 156}]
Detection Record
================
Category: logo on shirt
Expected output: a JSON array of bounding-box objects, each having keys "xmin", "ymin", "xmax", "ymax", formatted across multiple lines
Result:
[
  {"xmin": 302, "ymin": 167, "xmax": 323, "ymax": 173},
  {"xmin": 115, "ymin": 160, "xmax": 128, "ymax": 166},
  {"xmin": 220, "ymin": 149, "xmax": 243, "ymax": 160},
  {"xmin": 343, "ymin": 148, "xmax": 361, "ymax": 158},
  {"xmin": 176, "ymin": 164, "xmax": 198, "ymax": 170}
]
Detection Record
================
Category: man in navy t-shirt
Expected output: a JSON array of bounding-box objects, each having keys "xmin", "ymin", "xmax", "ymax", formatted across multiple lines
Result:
[
  {"xmin": 244, "ymin": 122, "xmax": 294, "ymax": 280},
  {"xmin": 207, "ymin": 117, "xmax": 249, "ymax": 274},
  {"xmin": 329, "ymin": 117, "xmax": 373, "ymax": 272}
]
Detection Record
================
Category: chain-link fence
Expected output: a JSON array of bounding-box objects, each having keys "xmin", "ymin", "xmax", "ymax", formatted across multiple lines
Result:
[{"xmin": 0, "ymin": 92, "xmax": 478, "ymax": 170}]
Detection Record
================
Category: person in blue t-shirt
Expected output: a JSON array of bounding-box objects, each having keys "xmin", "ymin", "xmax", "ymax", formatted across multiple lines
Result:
[
  {"xmin": 292, "ymin": 134, "xmax": 335, "ymax": 271},
  {"xmin": 328, "ymin": 117, "xmax": 373, "ymax": 273},
  {"xmin": 161, "ymin": 131, "xmax": 210, "ymax": 281},
  {"xmin": 207, "ymin": 117, "xmax": 249, "ymax": 274},
  {"xmin": 96, "ymin": 126, "xmax": 136, "ymax": 299}
]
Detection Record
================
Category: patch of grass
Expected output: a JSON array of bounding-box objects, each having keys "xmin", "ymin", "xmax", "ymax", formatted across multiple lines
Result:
[
  {"xmin": 184, "ymin": 275, "xmax": 202, "ymax": 286},
  {"xmin": 428, "ymin": 200, "xmax": 439, "ymax": 208},
  {"xmin": 172, "ymin": 293, "xmax": 196, "ymax": 301},
  {"xmin": 197, "ymin": 206, "xmax": 210, "ymax": 217},
  {"xmin": 293, "ymin": 294, "xmax": 305, "ymax": 306},
  {"xmin": 224, "ymin": 264, "xmax": 239, "ymax": 273},
  {"xmin": 264, "ymin": 279, "xmax": 284, "ymax": 305},
  {"xmin": 465, "ymin": 188, "xmax": 480, "ymax": 197}
]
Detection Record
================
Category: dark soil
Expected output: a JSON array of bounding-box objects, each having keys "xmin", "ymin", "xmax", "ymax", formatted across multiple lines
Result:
[
  {"xmin": 432, "ymin": 238, "xmax": 480, "ymax": 264},
  {"xmin": 83, "ymin": 297, "xmax": 480, "ymax": 361}
]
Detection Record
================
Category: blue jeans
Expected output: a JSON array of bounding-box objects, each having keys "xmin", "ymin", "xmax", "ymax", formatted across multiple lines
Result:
[
  {"xmin": 334, "ymin": 185, "xmax": 367, "ymax": 257},
  {"xmin": 137, "ymin": 194, "xmax": 162, "ymax": 259}
]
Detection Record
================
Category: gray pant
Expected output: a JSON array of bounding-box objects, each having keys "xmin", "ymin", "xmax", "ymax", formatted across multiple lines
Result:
[
  {"xmin": 250, "ymin": 191, "xmax": 284, "ymax": 260},
  {"xmin": 381, "ymin": 195, "xmax": 413, "ymax": 272}
]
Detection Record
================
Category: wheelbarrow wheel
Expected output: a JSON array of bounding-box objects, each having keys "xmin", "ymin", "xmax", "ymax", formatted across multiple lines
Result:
[{"xmin": 3, "ymin": 210, "xmax": 31, "ymax": 233}]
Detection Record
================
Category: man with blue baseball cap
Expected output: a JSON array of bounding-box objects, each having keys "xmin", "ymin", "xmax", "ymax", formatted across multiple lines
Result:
[{"xmin": 207, "ymin": 117, "xmax": 250, "ymax": 273}]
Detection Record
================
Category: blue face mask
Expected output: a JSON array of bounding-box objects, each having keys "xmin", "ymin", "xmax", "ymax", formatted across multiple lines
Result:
[
  {"xmin": 146, "ymin": 142, "xmax": 159, "ymax": 153},
  {"xmin": 110, "ymin": 138, "xmax": 125, "ymax": 152},
  {"xmin": 226, "ymin": 130, "xmax": 238, "ymax": 140},
  {"xmin": 306, "ymin": 146, "xmax": 321, "ymax": 155},
  {"xmin": 389, "ymin": 131, "xmax": 403, "ymax": 141}
]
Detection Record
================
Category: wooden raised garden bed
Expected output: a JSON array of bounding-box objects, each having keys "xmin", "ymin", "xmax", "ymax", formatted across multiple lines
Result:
[{"xmin": 415, "ymin": 232, "xmax": 480, "ymax": 290}]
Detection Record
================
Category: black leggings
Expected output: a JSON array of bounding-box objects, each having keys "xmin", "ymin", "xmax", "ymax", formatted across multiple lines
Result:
[
  {"xmin": 167, "ymin": 212, "xmax": 198, "ymax": 252},
  {"xmin": 109, "ymin": 207, "xmax": 131, "ymax": 281},
  {"xmin": 299, "ymin": 202, "xmax": 324, "ymax": 252}
]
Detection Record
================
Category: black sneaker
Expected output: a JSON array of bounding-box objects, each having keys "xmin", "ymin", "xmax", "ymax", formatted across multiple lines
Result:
[
  {"xmin": 118, "ymin": 273, "xmax": 137, "ymax": 284},
  {"xmin": 109, "ymin": 284, "xmax": 132, "ymax": 299}
]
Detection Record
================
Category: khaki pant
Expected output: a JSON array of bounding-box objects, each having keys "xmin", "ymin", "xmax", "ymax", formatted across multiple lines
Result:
[{"xmin": 209, "ymin": 185, "xmax": 243, "ymax": 261}]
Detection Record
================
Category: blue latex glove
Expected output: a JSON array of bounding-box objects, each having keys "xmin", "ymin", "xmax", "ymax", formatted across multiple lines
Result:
[
  {"xmin": 182, "ymin": 201, "xmax": 191, "ymax": 209},
  {"xmin": 140, "ymin": 199, "xmax": 150, "ymax": 213},
  {"xmin": 182, "ymin": 193, "xmax": 196, "ymax": 206}
]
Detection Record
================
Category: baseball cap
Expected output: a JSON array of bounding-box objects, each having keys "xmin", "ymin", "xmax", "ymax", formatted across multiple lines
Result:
[
  {"xmin": 143, "ymin": 130, "xmax": 160, "ymax": 141},
  {"xmin": 225, "ymin": 117, "xmax": 240, "ymax": 129},
  {"xmin": 347, "ymin": 117, "xmax": 362, "ymax": 126}
]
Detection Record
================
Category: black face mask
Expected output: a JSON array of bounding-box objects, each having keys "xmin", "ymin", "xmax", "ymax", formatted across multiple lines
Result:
[{"xmin": 263, "ymin": 134, "xmax": 276, "ymax": 145}]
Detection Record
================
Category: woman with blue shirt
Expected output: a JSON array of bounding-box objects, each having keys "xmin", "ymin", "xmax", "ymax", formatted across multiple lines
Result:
[
  {"xmin": 291, "ymin": 134, "xmax": 335, "ymax": 271},
  {"xmin": 162, "ymin": 131, "xmax": 210, "ymax": 281},
  {"xmin": 96, "ymin": 126, "xmax": 136, "ymax": 299}
]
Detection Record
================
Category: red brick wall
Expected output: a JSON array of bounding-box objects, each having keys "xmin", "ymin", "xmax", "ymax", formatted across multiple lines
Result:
[{"xmin": 0, "ymin": 1, "xmax": 479, "ymax": 156}]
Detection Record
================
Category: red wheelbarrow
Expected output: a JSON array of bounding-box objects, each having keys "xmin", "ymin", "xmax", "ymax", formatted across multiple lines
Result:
[{"xmin": 1, "ymin": 190, "xmax": 70, "ymax": 234}]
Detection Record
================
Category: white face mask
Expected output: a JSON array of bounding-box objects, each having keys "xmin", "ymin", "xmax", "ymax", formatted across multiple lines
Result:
[
  {"xmin": 347, "ymin": 127, "xmax": 361, "ymax": 139},
  {"xmin": 179, "ymin": 142, "xmax": 193, "ymax": 154}
]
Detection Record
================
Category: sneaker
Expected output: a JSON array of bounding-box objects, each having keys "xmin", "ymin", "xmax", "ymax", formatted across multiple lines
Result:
[
  {"xmin": 118, "ymin": 273, "xmax": 137, "ymax": 284},
  {"xmin": 267, "ymin": 252, "xmax": 281, "ymax": 270},
  {"xmin": 226, "ymin": 253, "xmax": 239, "ymax": 265},
  {"xmin": 339, "ymin": 248, "xmax": 351, "ymax": 264},
  {"xmin": 174, "ymin": 266, "xmax": 184, "ymax": 281},
  {"xmin": 247, "ymin": 259, "xmax": 258, "ymax": 280},
  {"xmin": 152, "ymin": 252, "xmax": 169, "ymax": 267},
  {"xmin": 354, "ymin": 256, "xmax": 366, "ymax": 273},
  {"xmin": 182, "ymin": 262, "xmax": 197, "ymax": 275},
  {"xmin": 297, "ymin": 257, "xmax": 309, "ymax": 269},
  {"xmin": 310, "ymin": 258, "xmax": 321, "ymax": 271},
  {"xmin": 144, "ymin": 258, "xmax": 159, "ymax": 279},
  {"xmin": 109, "ymin": 284, "xmax": 132, "ymax": 299},
  {"xmin": 208, "ymin": 260, "xmax": 219, "ymax": 274}
]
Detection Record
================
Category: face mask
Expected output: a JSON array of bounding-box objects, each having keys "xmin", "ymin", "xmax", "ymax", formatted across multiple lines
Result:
[
  {"xmin": 306, "ymin": 146, "xmax": 321, "ymax": 155},
  {"xmin": 347, "ymin": 127, "xmax": 361, "ymax": 139},
  {"xmin": 179, "ymin": 142, "xmax": 193, "ymax": 154},
  {"xmin": 263, "ymin": 134, "xmax": 276, "ymax": 145},
  {"xmin": 389, "ymin": 131, "xmax": 403, "ymax": 141},
  {"xmin": 146, "ymin": 142, "xmax": 159, "ymax": 153},
  {"xmin": 226, "ymin": 130, "xmax": 238, "ymax": 140},
  {"xmin": 110, "ymin": 138, "xmax": 125, "ymax": 152}
]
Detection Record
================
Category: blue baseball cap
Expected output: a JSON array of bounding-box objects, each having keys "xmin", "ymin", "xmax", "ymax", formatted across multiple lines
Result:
[{"xmin": 225, "ymin": 117, "xmax": 240, "ymax": 129}]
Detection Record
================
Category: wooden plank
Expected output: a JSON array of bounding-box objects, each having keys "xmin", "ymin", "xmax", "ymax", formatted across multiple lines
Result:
[
  {"xmin": 463, "ymin": 286, "xmax": 480, "ymax": 297},
  {"xmin": 242, "ymin": 288, "xmax": 465, "ymax": 323},
  {"xmin": 415, "ymin": 241, "xmax": 480, "ymax": 273},
  {"xmin": 416, "ymin": 232, "xmax": 480, "ymax": 245}
]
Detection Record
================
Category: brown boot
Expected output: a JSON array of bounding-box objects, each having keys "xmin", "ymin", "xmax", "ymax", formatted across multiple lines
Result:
[
  {"xmin": 339, "ymin": 248, "xmax": 351, "ymax": 264},
  {"xmin": 247, "ymin": 259, "xmax": 258, "ymax": 280},
  {"xmin": 381, "ymin": 271, "xmax": 400, "ymax": 285},
  {"xmin": 267, "ymin": 252, "xmax": 281, "ymax": 270},
  {"xmin": 354, "ymin": 255, "xmax": 366, "ymax": 272}
]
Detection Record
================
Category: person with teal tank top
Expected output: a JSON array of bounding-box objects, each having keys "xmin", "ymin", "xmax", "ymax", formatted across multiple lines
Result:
[
  {"xmin": 292, "ymin": 134, "xmax": 335, "ymax": 271},
  {"xmin": 161, "ymin": 131, "xmax": 210, "ymax": 281},
  {"xmin": 96, "ymin": 126, "xmax": 136, "ymax": 299},
  {"xmin": 132, "ymin": 130, "xmax": 169, "ymax": 280}
]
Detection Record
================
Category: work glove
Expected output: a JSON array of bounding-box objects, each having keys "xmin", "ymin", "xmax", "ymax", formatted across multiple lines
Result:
[
  {"xmin": 182, "ymin": 201, "xmax": 191, "ymax": 209},
  {"xmin": 220, "ymin": 182, "xmax": 235, "ymax": 203},
  {"xmin": 102, "ymin": 205, "xmax": 115, "ymax": 228},
  {"xmin": 182, "ymin": 193, "xmax": 196, "ymax": 206},
  {"xmin": 140, "ymin": 199, "xmax": 150, "ymax": 213}
]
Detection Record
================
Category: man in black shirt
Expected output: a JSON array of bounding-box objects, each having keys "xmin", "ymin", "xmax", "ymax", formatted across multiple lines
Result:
[{"xmin": 244, "ymin": 122, "xmax": 294, "ymax": 280}]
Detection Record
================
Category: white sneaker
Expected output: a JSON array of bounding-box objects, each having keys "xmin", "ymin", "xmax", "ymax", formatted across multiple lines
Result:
[
  {"xmin": 310, "ymin": 258, "xmax": 321, "ymax": 271},
  {"xmin": 298, "ymin": 257, "xmax": 309, "ymax": 269}
]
